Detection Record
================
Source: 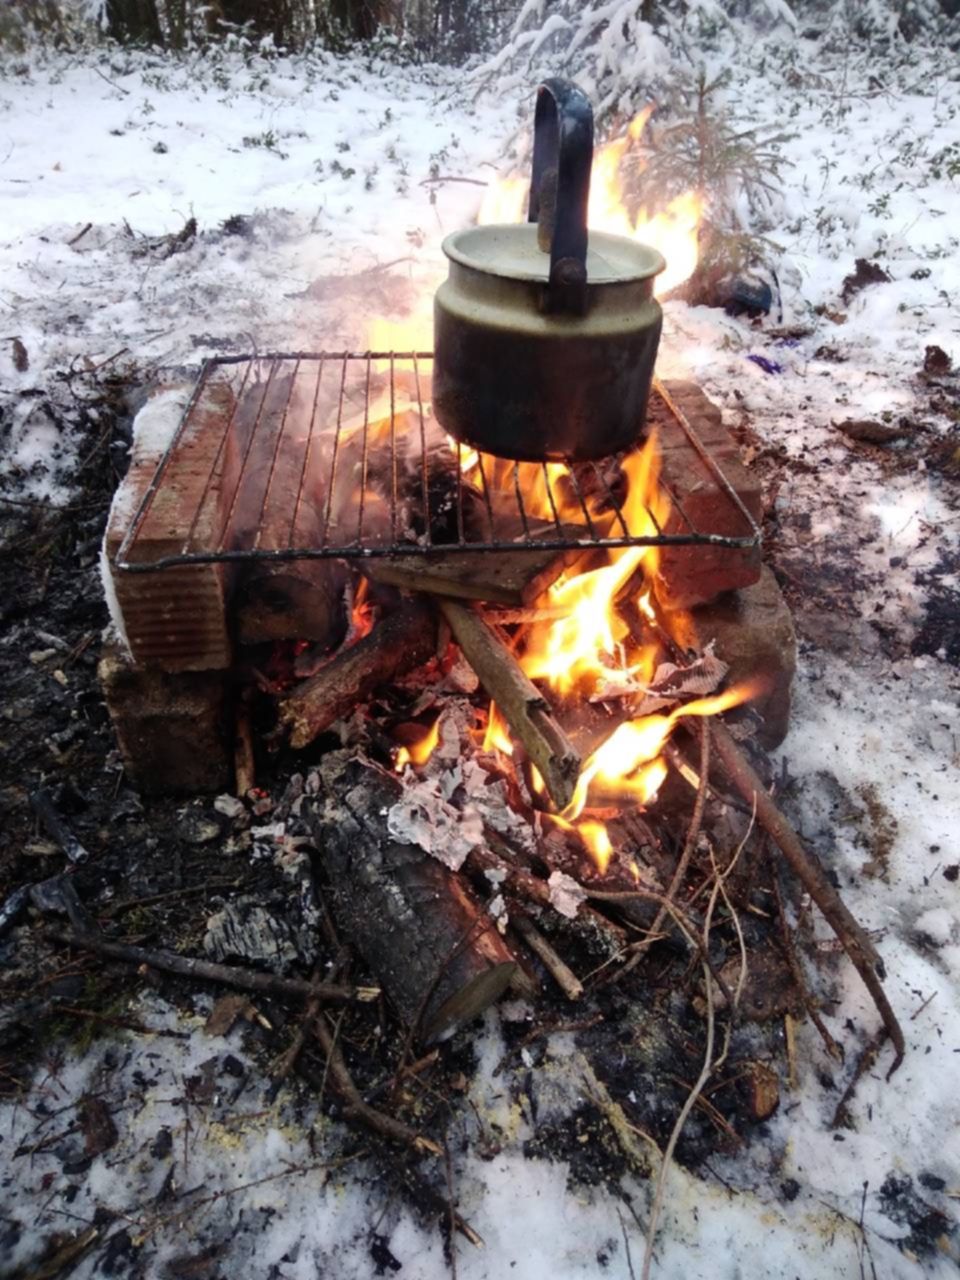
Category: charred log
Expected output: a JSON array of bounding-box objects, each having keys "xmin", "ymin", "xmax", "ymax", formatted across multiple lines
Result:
[
  {"xmin": 307, "ymin": 754, "xmax": 518, "ymax": 1043},
  {"xmin": 278, "ymin": 599, "xmax": 437, "ymax": 749}
]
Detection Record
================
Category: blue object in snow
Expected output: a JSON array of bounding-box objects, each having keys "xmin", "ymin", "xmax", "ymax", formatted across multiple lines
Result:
[
  {"xmin": 747, "ymin": 353, "xmax": 784, "ymax": 375},
  {"xmin": 722, "ymin": 275, "xmax": 774, "ymax": 317}
]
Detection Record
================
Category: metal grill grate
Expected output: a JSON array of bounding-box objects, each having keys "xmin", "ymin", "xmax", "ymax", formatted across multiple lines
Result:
[{"xmin": 114, "ymin": 352, "xmax": 761, "ymax": 573}]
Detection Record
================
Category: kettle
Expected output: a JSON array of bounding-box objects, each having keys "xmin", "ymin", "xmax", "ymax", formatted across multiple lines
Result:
[{"xmin": 433, "ymin": 78, "xmax": 665, "ymax": 463}]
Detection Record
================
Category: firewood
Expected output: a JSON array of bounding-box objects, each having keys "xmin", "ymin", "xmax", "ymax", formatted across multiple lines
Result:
[
  {"xmin": 438, "ymin": 599, "xmax": 580, "ymax": 811},
  {"xmin": 357, "ymin": 520, "xmax": 578, "ymax": 607},
  {"xmin": 306, "ymin": 754, "xmax": 518, "ymax": 1045},
  {"xmin": 278, "ymin": 600, "xmax": 437, "ymax": 749},
  {"xmin": 235, "ymin": 560, "xmax": 349, "ymax": 646}
]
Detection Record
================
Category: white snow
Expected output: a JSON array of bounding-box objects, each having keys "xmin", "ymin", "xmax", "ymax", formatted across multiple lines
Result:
[{"xmin": 2, "ymin": 26, "xmax": 960, "ymax": 1280}]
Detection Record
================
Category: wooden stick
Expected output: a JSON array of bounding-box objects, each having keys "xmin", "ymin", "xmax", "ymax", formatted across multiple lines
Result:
[
  {"xmin": 278, "ymin": 601, "xmax": 437, "ymax": 749},
  {"xmin": 312, "ymin": 1014, "xmax": 442, "ymax": 1156},
  {"xmin": 234, "ymin": 695, "xmax": 256, "ymax": 796},
  {"xmin": 439, "ymin": 599, "xmax": 580, "ymax": 811},
  {"xmin": 465, "ymin": 842, "xmax": 628, "ymax": 954},
  {"xmin": 511, "ymin": 913, "xmax": 583, "ymax": 1000},
  {"xmin": 703, "ymin": 719, "xmax": 905, "ymax": 1076},
  {"xmin": 42, "ymin": 929, "xmax": 380, "ymax": 1005}
]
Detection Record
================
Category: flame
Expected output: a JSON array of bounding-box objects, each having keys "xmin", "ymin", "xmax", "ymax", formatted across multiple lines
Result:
[
  {"xmin": 367, "ymin": 310, "xmax": 434, "ymax": 355},
  {"xmin": 518, "ymin": 431, "xmax": 669, "ymax": 697},
  {"xmin": 578, "ymin": 820, "xmax": 613, "ymax": 875},
  {"xmin": 482, "ymin": 701, "xmax": 513, "ymax": 756},
  {"xmin": 477, "ymin": 107, "xmax": 701, "ymax": 296},
  {"xmin": 395, "ymin": 715, "xmax": 442, "ymax": 771},
  {"xmin": 350, "ymin": 576, "xmax": 375, "ymax": 642},
  {"xmin": 565, "ymin": 680, "xmax": 763, "ymax": 821}
]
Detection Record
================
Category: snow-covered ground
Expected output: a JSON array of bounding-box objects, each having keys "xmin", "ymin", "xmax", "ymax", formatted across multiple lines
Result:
[{"xmin": 2, "ymin": 31, "xmax": 959, "ymax": 1280}]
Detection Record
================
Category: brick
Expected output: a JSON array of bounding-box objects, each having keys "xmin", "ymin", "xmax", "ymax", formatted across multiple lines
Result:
[
  {"xmin": 99, "ymin": 641, "xmax": 232, "ymax": 795},
  {"xmin": 105, "ymin": 378, "xmax": 235, "ymax": 672},
  {"xmin": 664, "ymin": 565, "xmax": 796, "ymax": 749},
  {"xmin": 650, "ymin": 381, "xmax": 762, "ymax": 611}
]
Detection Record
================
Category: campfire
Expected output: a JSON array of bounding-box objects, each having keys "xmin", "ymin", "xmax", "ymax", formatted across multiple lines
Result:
[{"xmin": 94, "ymin": 81, "xmax": 903, "ymax": 1187}]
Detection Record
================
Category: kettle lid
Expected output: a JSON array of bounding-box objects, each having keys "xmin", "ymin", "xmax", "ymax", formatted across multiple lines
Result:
[{"xmin": 442, "ymin": 223, "xmax": 665, "ymax": 287}]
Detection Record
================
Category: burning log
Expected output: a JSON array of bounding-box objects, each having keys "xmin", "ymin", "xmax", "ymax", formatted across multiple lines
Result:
[
  {"xmin": 439, "ymin": 599, "xmax": 580, "ymax": 812},
  {"xmin": 278, "ymin": 600, "xmax": 437, "ymax": 749},
  {"xmin": 307, "ymin": 754, "xmax": 518, "ymax": 1044}
]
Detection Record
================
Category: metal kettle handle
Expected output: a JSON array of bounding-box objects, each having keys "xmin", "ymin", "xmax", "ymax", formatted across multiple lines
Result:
[{"xmin": 528, "ymin": 77, "xmax": 594, "ymax": 314}]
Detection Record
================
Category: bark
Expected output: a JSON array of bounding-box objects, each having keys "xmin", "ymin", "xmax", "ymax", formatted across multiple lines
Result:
[
  {"xmin": 278, "ymin": 599, "xmax": 437, "ymax": 748},
  {"xmin": 439, "ymin": 599, "xmax": 580, "ymax": 811},
  {"xmin": 307, "ymin": 753, "xmax": 518, "ymax": 1043}
]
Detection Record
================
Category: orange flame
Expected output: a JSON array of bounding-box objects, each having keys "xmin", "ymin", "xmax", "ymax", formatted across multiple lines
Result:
[
  {"xmin": 478, "ymin": 106, "xmax": 701, "ymax": 296},
  {"xmin": 482, "ymin": 701, "xmax": 513, "ymax": 756},
  {"xmin": 350, "ymin": 576, "xmax": 375, "ymax": 642},
  {"xmin": 578, "ymin": 820, "xmax": 613, "ymax": 875},
  {"xmin": 518, "ymin": 431, "xmax": 669, "ymax": 698},
  {"xmin": 566, "ymin": 680, "xmax": 763, "ymax": 821},
  {"xmin": 395, "ymin": 715, "xmax": 442, "ymax": 771}
]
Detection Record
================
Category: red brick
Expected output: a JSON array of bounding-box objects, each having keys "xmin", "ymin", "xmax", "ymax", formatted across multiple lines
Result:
[
  {"xmin": 650, "ymin": 381, "xmax": 762, "ymax": 611},
  {"xmin": 664, "ymin": 566, "xmax": 796, "ymax": 749},
  {"xmin": 105, "ymin": 379, "xmax": 235, "ymax": 672},
  {"xmin": 98, "ymin": 641, "xmax": 232, "ymax": 795}
]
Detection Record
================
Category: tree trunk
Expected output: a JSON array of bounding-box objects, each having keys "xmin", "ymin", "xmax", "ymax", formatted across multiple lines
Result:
[{"xmin": 104, "ymin": 0, "xmax": 163, "ymax": 45}]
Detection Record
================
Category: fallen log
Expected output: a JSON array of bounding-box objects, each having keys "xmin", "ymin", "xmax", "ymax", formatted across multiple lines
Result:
[
  {"xmin": 439, "ymin": 599, "xmax": 580, "ymax": 812},
  {"xmin": 278, "ymin": 599, "xmax": 437, "ymax": 749},
  {"xmin": 307, "ymin": 753, "xmax": 518, "ymax": 1044}
]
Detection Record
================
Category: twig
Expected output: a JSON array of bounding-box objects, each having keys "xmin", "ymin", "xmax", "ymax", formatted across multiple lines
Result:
[
  {"xmin": 584, "ymin": 885, "xmax": 734, "ymax": 1009},
  {"xmin": 16, "ymin": 1223, "xmax": 102, "ymax": 1280},
  {"xmin": 419, "ymin": 175, "xmax": 488, "ymax": 187},
  {"xmin": 703, "ymin": 719, "xmax": 905, "ymax": 1076},
  {"xmin": 54, "ymin": 1005, "xmax": 190, "ymax": 1040},
  {"xmin": 312, "ymin": 1013, "xmax": 442, "ymax": 1156},
  {"xmin": 42, "ymin": 930, "xmax": 380, "ymax": 1004},
  {"xmin": 234, "ymin": 696, "xmax": 256, "ymax": 795},
  {"xmin": 271, "ymin": 964, "xmax": 328, "ymax": 1081},
  {"xmin": 511, "ymin": 913, "xmax": 583, "ymax": 1000},
  {"xmin": 444, "ymin": 1142, "xmax": 459, "ymax": 1280},
  {"xmin": 641, "ymin": 821, "xmax": 746, "ymax": 1279},
  {"xmin": 66, "ymin": 222, "xmax": 93, "ymax": 247},
  {"xmin": 830, "ymin": 1028, "xmax": 889, "ymax": 1130},
  {"xmin": 92, "ymin": 65, "xmax": 129, "ymax": 95},
  {"xmin": 621, "ymin": 722, "xmax": 712, "ymax": 976},
  {"xmin": 642, "ymin": 920, "xmax": 716, "ymax": 1278},
  {"xmin": 910, "ymin": 990, "xmax": 937, "ymax": 1021},
  {"xmin": 771, "ymin": 870, "xmax": 842, "ymax": 1061}
]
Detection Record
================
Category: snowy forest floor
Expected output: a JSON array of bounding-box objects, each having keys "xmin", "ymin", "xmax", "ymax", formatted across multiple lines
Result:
[{"xmin": 1, "ymin": 32, "xmax": 960, "ymax": 1280}]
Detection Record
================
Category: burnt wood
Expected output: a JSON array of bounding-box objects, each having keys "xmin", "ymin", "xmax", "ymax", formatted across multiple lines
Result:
[
  {"xmin": 307, "ymin": 754, "xmax": 518, "ymax": 1044},
  {"xmin": 439, "ymin": 599, "xmax": 580, "ymax": 811},
  {"xmin": 278, "ymin": 600, "xmax": 437, "ymax": 749}
]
